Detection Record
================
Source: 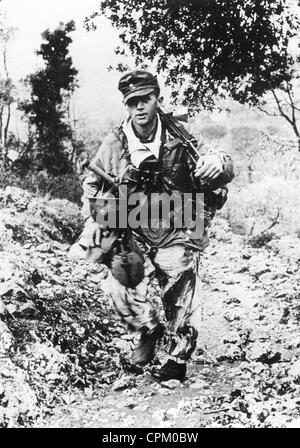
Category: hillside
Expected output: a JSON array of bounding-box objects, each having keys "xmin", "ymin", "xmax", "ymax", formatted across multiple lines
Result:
[{"xmin": 0, "ymin": 186, "xmax": 300, "ymax": 428}]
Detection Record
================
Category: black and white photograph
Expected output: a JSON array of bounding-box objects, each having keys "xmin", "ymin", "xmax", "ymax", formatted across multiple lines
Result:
[{"xmin": 0, "ymin": 0, "xmax": 300, "ymax": 433}]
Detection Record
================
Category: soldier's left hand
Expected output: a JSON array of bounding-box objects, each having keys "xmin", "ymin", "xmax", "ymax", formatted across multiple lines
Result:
[{"xmin": 194, "ymin": 154, "xmax": 223, "ymax": 181}]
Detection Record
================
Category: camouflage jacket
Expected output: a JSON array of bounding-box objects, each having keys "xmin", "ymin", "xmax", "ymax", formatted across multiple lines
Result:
[{"xmin": 81, "ymin": 117, "xmax": 234, "ymax": 250}]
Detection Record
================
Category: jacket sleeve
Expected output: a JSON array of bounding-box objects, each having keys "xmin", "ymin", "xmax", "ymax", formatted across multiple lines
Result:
[
  {"xmin": 194, "ymin": 143, "xmax": 235, "ymax": 190},
  {"xmin": 81, "ymin": 145, "xmax": 107, "ymax": 223},
  {"xmin": 81, "ymin": 131, "xmax": 126, "ymax": 223},
  {"xmin": 212, "ymin": 150, "xmax": 235, "ymax": 189}
]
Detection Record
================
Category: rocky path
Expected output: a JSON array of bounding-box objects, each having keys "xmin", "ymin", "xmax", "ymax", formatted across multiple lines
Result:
[
  {"xmin": 35, "ymin": 227, "xmax": 300, "ymax": 428},
  {"xmin": 1, "ymin": 188, "xmax": 300, "ymax": 428}
]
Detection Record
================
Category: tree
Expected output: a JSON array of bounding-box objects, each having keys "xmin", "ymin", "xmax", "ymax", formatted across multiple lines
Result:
[
  {"xmin": 0, "ymin": 18, "xmax": 16, "ymax": 164},
  {"xmin": 86, "ymin": 0, "xmax": 299, "ymax": 111},
  {"xmin": 20, "ymin": 21, "xmax": 78, "ymax": 175},
  {"xmin": 257, "ymin": 76, "xmax": 300, "ymax": 150}
]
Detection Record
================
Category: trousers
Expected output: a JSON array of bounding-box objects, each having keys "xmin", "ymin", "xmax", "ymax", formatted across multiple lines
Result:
[{"xmin": 102, "ymin": 243, "xmax": 202, "ymax": 362}]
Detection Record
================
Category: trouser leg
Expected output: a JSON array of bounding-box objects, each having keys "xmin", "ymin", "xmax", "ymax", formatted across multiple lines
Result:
[
  {"xmin": 153, "ymin": 244, "xmax": 202, "ymax": 362},
  {"xmin": 101, "ymin": 258, "xmax": 160, "ymax": 333}
]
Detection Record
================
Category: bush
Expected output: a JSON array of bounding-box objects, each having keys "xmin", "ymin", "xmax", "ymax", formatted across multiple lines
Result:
[
  {"xmin": 247, "ymin": 231, "xmax": 275, "ymax": 248},
  {"xmin": 226, "ymin": 177, "xmax": 300, "ymax": 237},
  {"xmin": 200, "ymin": 124, "xmax": 227, "ymax": 142},
  {"xmin": 0, "ymin": 186, "xmax": 84, "ymax": 245},
  {"xmin": 0, "ymin": 166, "xmax": 83, "ymax": 205}
]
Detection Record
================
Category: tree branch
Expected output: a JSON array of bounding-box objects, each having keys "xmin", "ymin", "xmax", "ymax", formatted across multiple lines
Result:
[
  {"xmin": 285, "ymin": 81, "xmax": 297, "ymax": 124},
  {"xmin": 272, "ymin": 89, "xmax": 294, "ymax": 127},
  {"xmin": 257, "ymin": 106, "xmax": 280, "ymax": 117}
]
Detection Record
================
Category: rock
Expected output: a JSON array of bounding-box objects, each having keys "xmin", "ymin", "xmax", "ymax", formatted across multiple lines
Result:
[
  {"xmin": 152, "ymin": 409, "xmax": 168, "ymax": 421},
  {"xmin": 201, "ymin": 368, "xmax": 212, "ymax": 375},
  {"xmin": 246, "ymin": 342, "xmax": 281, "ymax": 364},
  {"xmin": 286, "ymin": 418, "xmax": 300, "ymax": 428},
  {"xmin": 124, "ymin": 398, "xmax": 138, "ymax": 409},
  {"xmin": 135, "ymin": 372, "xmax": 155, "ymax": 387},
  {"xmin": 50, "ymin": 275, "xmax": 64, "ymax": 285},
  {"xmin": 120, "ymin": 334, "xmax": 134, "ymax": 341},
  {"xmin": 0, "ymin": 299, "xmax": 6, "ymax": 315},
  {"xmin": 36, "ymin": 243, "xmax": 52, "ymax": 253},
  {"xmin": 279, "ymin": 349, "xmax": 292, "ymax": 363},
  {"xmin": 5, "ymin": 304, "xmax": 17, "ymax": 315},
  {"xmin": 0, "ymin": 321, "xmax": 13, "ymax": 353},
  {"xmin": 18, "ymin": 301, "xmax": 39, "ymax": 318},
  {"xmin": 114, "ymin": 338, "xmax": 131, "ymax": 352},
  {"xmin": 0, "ymin": 262, "xmax": 15, "ymax": 281},
  {"xmin": 59, "ymin": 265, "xmax": 70, "ymax": 274},
  {"xmin": 123, "ymin": 415, "xmax": 137, "ymax": 426},
  {"xmin": 0, "ymin": 282, "xmax": 14, "ymax": 297},
  {"xmin": 61, "ymin": 394, "xmax": 77, "ymax": 405},
  {"xmin": 223, "ymin": 311, "xmax": 242, "ymax": 322},
  {"xmin": 224, "ymin": 297, "xmax": 241, "ymax": 305},
  {"xmin": 46, "ymin": 373, "xmax": 61, "ymax": 382},
  {"xmin": 160, "ymin": 379, "xmax": 182, "ymax": 389},
  {"xmin": 289, "ymin": 359, "xmax": 300, "ymax": 382},
  {"xmin": 166, "ymin": 407, "xmax": 180, "ymax": 419},
  {"xmin": 0, "ymin": 367, "xmax": 13, "ymax": 378},
  {"xmin": 112, "ymin": 375, "xmax": 135, "ymax": 391},
  {"xmin": 223, "ymin": 332, "xmax": 240, "ymax": 344},
  {"xmin": 135, "ymin": 403, "xmax": 150, "ymax": 411},
  {"xmin": 217, "ymin": 346, "xmax": 243, "ymax": 362},
  {"xmin": 189, "ymin": 380, "xmax": 208, "ymax": 389},
  {"xmin": 101, "ymin": 371, "xmax": 117, "ymax": 384}
]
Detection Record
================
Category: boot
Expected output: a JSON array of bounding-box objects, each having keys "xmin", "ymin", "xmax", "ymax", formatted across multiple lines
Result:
[
  {"xmin": 132, "ymin": 324, "xmax": 164, "ymax": 366},
  {"xmin": 151, "ymin": 359, "xmax": 187, "ymax": 382}
]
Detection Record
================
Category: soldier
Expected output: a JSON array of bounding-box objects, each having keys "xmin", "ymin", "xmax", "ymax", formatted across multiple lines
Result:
[{"xmin": 75, "ymin": 70, "xmax": 234, "ymax": 382}]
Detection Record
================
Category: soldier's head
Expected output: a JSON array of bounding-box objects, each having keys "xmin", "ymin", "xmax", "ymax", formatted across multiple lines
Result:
[{"xmin": 118, "ymin": 70, "xmax": 162, "ymax": 127}]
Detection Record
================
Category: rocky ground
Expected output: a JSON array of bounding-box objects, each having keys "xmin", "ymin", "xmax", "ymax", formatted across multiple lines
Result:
[{"xmin": 0, "ymin": 186, "xmax": 300, "ymax": 428}]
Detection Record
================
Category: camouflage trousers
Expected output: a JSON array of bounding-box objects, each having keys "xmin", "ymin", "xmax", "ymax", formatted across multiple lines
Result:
[{"xmin": 102, "ymin": 244, "xmax": 202, "ymax": 362}]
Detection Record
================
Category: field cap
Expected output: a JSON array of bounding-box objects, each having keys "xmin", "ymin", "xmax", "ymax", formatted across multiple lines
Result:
[{"xmin": 118, "ymin": 70, "xmax": 160, "ymax": 104}]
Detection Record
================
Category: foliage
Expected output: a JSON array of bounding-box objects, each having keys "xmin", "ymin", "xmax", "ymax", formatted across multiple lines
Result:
[
  {"xmin": 19, "ymin": 21, "xmax": 78, "ymax": 175},
  {"xmin": 247, "ymin": 231, "xmax": 275, "ymax": 248},
  {"xmin": 258, "ymin": 78, "xmax": 300, "ymax": 150},
  {"xmin": 0, "ymin": 186, "xmax": 84, "ymax": 244},
  {"xmin": 201, "ymin": 124, "xmax": 227, "ymax": 141},
  {"xmin": 226, "ymin": 176, "xmax": 300, "ymax": 237},
  {"xmin": 230, "ymin": 126, "xmax": 260, "ymax": 152},
  {"xmin": 0, "ymin": 165, "xmax": 83, "ymax": 205},
  {"xmin": 86, "ymin": 0, "xmax": 300, "ymax": 111}
]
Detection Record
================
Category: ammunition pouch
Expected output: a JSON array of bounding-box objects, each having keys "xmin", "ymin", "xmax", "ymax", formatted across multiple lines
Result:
[
  {"xmin": 204, "ymin": 187, "xmax": 228, "ymax": 224},
  {"xmin": 206, "ymin": 187, "xmax": 228, "ymax": 211},
  {"xmin": 83, "ymin": 224, "xmax": 145, "ymax": 289},
  {"xmin": 110, "ymin": 232, "xmax": 145, "ymax": 288}
]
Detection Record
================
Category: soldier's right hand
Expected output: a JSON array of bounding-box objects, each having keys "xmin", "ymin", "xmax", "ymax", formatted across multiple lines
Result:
[{"xmin": 79, "ymin": 222, "xmax": 103, "ymax": 248}]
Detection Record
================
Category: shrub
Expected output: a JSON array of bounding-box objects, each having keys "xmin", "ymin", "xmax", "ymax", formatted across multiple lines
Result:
[
  {"xmin": 247, "ymin": 231, "xmax": 275, "ymax": 248},
  {"xmin": 200, "ymin": 124, "xmax": 227, "ymax": 142},
  {"xmin": 0, "ymin": 167, "xmax": 83, "ymax": 205},
  {"xmin": 226, "ymin": 177, "xmax": 300, "ymax": 237}
]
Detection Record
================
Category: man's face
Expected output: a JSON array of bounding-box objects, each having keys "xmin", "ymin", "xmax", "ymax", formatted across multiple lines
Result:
[{"xmin": 126, "ymin": 93, "xmax": 160, "ymax": 127}]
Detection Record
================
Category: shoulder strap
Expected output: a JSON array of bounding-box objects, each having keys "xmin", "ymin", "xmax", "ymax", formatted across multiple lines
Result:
[{"xmin": 112, "ymin": 125, "xmax": 131, "ymax": 161}]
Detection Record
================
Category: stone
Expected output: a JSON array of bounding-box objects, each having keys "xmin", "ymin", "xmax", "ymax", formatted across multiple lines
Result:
[
  {"xmin": 112, "ymin": 375, "xmax": 135, "ymax": 391},
  {"xmin": 160, "ymin": 379, "xmax": 182, "ymax": 389},
  {"xmin": 289, "ymin": 359, "xmax": 300, "ymax": 382},
  {"xmin": 0, "ymin": 321, "xmax": 13, "ymax": 353},
  {"xmin": 286, "ymin": 418, "xmax": 300, "ymax": 428},
  {"xmin": 166, "ymin": 407, "xmax": 180, "ymax": 419},
  {"xmin": 152, "ymin": 409, "xmax": 168, "ymax": 421}
]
